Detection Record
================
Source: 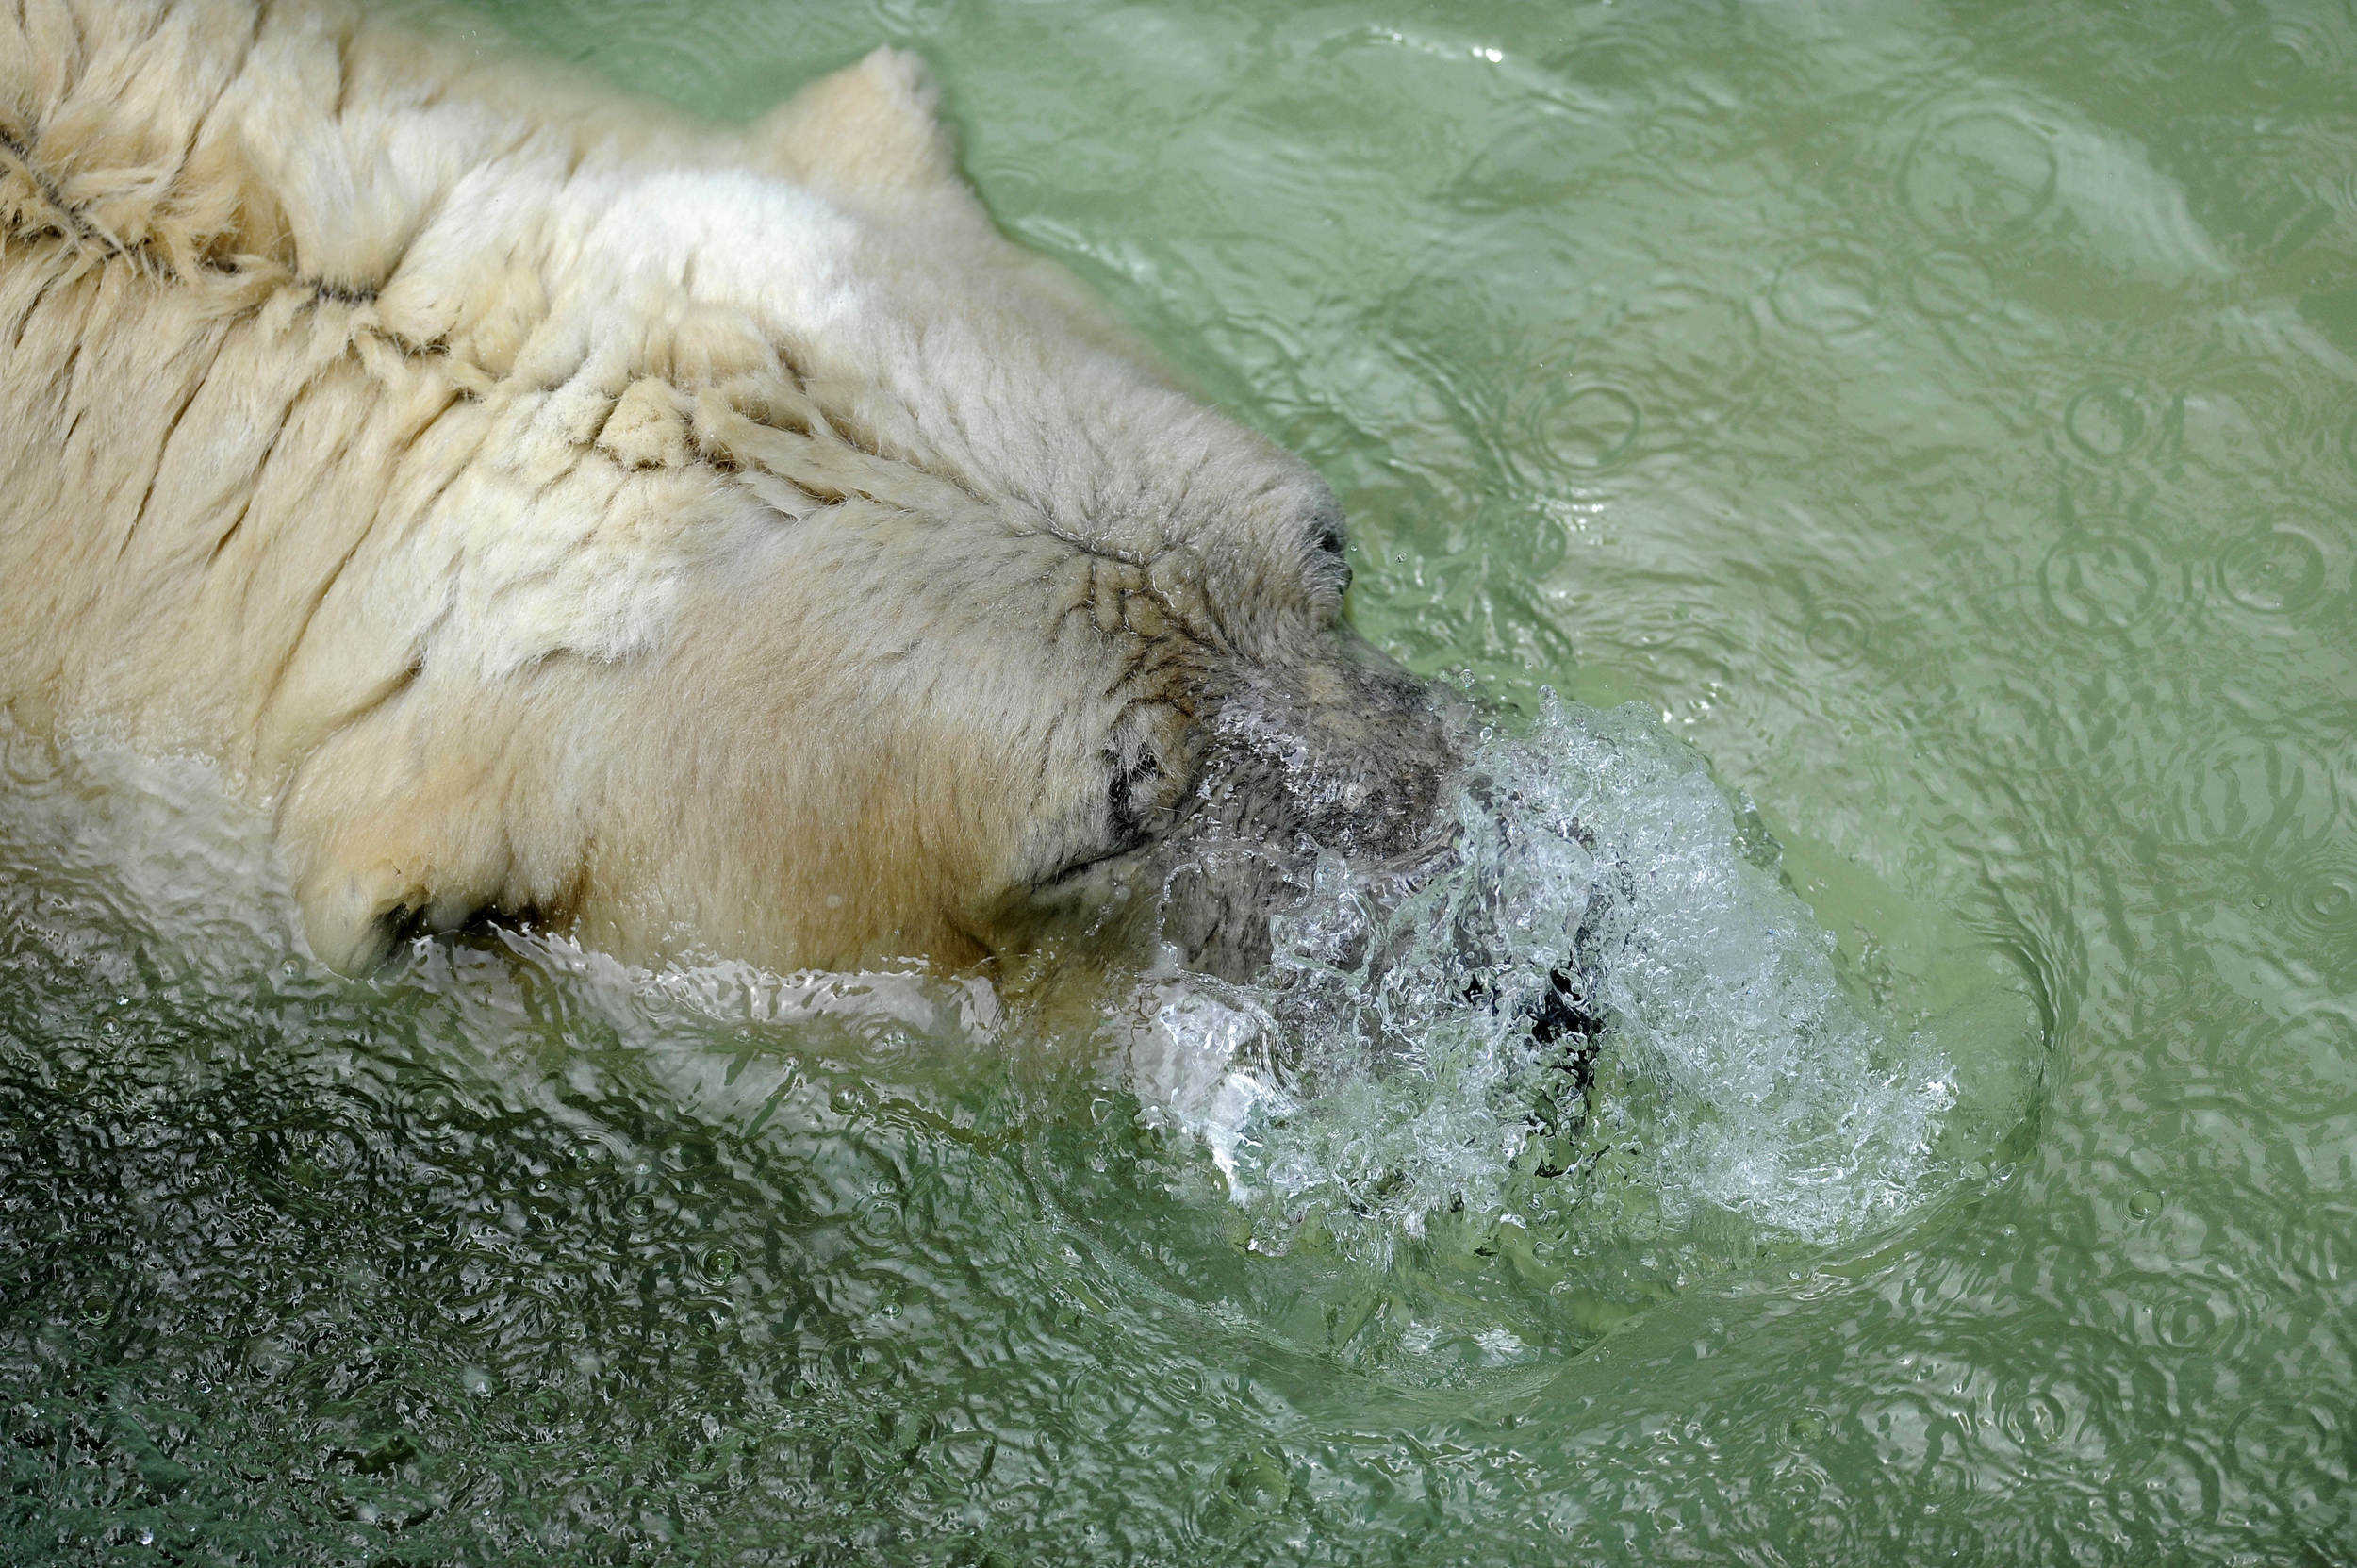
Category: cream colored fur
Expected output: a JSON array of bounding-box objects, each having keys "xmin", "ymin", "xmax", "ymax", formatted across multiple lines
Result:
[{"xmin": 0, "ymin": 0, "xmax": 1355, "ymax": 973}]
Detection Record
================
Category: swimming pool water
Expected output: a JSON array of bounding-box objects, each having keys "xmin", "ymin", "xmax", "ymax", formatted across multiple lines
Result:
[{"xmin": 2, "ymin": 0, "xmax": 2352, "ymax": 1561}]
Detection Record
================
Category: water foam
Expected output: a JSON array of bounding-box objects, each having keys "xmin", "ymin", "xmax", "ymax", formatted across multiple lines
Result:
[{"xmin": 1122, "ymin": 693, "xmax": 1957, "ymax": 1256}]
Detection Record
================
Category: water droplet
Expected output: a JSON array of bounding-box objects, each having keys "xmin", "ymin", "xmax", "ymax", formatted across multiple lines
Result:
[
  {"xmin": 2290, "ymin": 868, "xmax": 2357, "ymax": 938},
  {"xmin": 2217, "ymin": 526, "xmax": 2328, "ymax": 613},
  {"xmin": 2228, "ymin": 1399, "xmax": 2333, "ymax": 1477},
  {"xmin": 701, "ymin": 1246, "xmax": 739, "ymax": 1285},
  {"xmin": 2243, "ymin": 1011, "xmax": 2357, "ymax": 1122},
  {"xmin": 853, "ymin": 1196, "xmax": 904, "ymax": 1245},
  {"xmin": 1545, "ymin": 384, "xmax": 1640, "ymax": 469},
  {"xmin": 2128, "ymin": 1188, "xmax": 2163, "ymax": 1219},
  {"xmin": 1803, "ymin": 602, "xmax": 1873, "ymax": 665},
  {"xmin": 2064, "ymin": 385, "xmax": 2147, "ymax": 459},
  {"xmin": 2005, "ymin": 1390, "xmax": 2070, "ymax": 1446},
  {"xmin": 1222, "ymin": 1447, "xmax": 1292, "ymax": 1513},
  {"xmin": 1903, "ymin": 109, "xmax": 2058, "ymax": 238},
  {"xmin": 2147, "ymin": 1285, "xmax": 2220, "ymax": 1352}
]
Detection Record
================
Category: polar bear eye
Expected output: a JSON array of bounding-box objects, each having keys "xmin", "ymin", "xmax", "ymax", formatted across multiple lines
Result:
[
  {"xmin": 1308, "ymin": 516, "xmax": 1351, "ymax": 602},
  {"xmin": 1036, "ymin": 751, "xmax": 1165, "ymax": 891}
]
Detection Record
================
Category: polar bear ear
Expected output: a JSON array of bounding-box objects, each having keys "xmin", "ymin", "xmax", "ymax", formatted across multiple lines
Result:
[
  {"xmin": 746, "ymin": 47, "xmax": 980, "ymax": 223},
  {"xmin": 746, "ymin": 46, "xmax": 1181, "ymax": 381}
]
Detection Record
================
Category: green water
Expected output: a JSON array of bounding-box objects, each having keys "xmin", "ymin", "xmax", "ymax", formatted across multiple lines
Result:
[{"xmin": 5, "ymin": 0, "xmax": 2355, "ymax": 1561}]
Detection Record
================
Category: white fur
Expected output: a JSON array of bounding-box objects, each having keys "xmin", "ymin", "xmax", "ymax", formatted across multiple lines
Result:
[{"xmin": 0, "ymin": 0, "xmax": 1353, "ymax": 975}]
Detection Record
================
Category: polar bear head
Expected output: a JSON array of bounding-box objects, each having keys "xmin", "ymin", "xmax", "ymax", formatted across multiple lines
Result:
[{"xmin": 262, "ymin": 42, "xmax": 1461, "ymax": 981}]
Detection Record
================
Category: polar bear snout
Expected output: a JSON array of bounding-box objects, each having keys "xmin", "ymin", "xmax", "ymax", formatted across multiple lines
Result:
[
  {"xmin": 1087, "ymin": 643, "xmax": 1468, "ymax": 984},
  {"xmin": 1193, "ymin": 644, "xmax": 1462, "ymax": 865}
]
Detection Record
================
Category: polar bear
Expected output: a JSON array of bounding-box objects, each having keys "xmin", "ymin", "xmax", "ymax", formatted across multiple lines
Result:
[{"xmin": 0, "ymin": 0, "xmax": 1459, "ymax": 979}]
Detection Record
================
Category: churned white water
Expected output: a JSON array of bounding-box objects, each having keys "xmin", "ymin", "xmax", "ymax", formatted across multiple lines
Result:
[{"xmin": 1123, "ymin": 693, "xmax": 1959, "ymax": 1255}]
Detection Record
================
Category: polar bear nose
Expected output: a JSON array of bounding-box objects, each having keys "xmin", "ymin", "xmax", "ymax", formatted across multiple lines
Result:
[
  {"xmin": 1208, "ymin": 641, "xmax": 1460, "ymax": 858},
  {"xmin": 1144, "ymin": 644, "xmax": 1466, "ymax": 982}
]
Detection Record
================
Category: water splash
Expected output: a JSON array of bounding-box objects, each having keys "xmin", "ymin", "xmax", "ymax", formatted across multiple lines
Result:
[{"xmin": 1123, "ymin": 693, "xmax": 1958, "ymax": 1257}]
